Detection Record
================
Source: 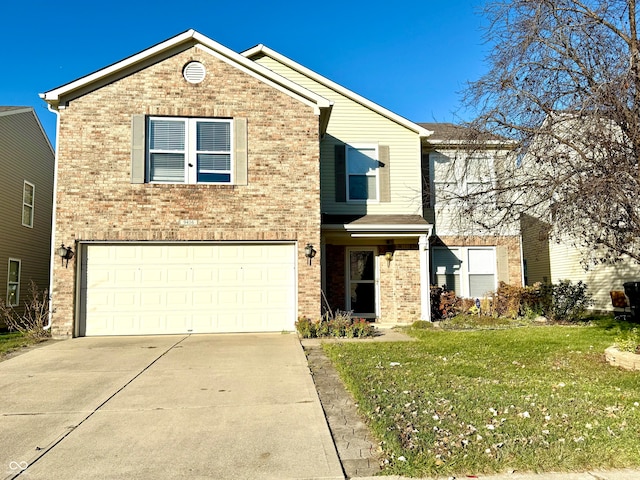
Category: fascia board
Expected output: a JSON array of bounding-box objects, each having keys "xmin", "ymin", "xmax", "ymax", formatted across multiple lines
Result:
[
  {"xmin": 426, "ymin": 140, "xmax": 518, "ymax": 151},
  {"xmin": 0, "ymin": 107, "xmax": 33, "ymax": 117},
  {"xmin": 40, "ymin": 29, "xmax": 332, "ymax": 115},
  {"xmin": 347, "ymin": 224, "xmax": 432, "ymax": 232},
  {"xmin": 243, "ymin": 44, "xmax": 433, "ymax": 138},
  {"xmin": 41, "ymin": 30, "xmax": 198, "ymax": 104},
  {"xmin": 193, "ymin": 43, "xmax": 332, "ymax": 113},
  {"xmin": 323, "ymin": 223, "xmax": 432, "ymax": 233}
]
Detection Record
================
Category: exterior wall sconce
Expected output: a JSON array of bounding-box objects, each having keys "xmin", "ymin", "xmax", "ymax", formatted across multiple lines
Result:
[
  {"xmin": 304, "ymin": 243, "xmax": 317, "ymax": 265},
  {"xmin": 384, "ymin": 250, "xmax": 394, "ymax": 267},
  {"xmin": 57, "ymin": 243, "xmax": 75, "ymax": 268}
]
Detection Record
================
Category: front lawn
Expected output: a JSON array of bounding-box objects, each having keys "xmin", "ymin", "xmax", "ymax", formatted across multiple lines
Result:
[
  {"xmin": 323, "ymin": 320, "xmax": 640, "ymax": 477},
  {"xmin": 0, "ymin": 332, "xmax": 42, "ymax": 360}
]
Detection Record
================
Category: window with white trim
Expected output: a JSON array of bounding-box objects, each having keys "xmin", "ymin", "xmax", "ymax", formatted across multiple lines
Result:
[
  {"xmin": 7, "ymin": 259, "xmax": 20, "ymax": 306},
  {"xmin": 148, "ymin": 117, "xmax": 233, "ymax": 184},
  {"xmin": 432, "ymin": 246, "xmax": 497, "ymax": 298},
  {"xmin": 431, "ymin": 154, "xmax": 494, "ymax": 205},
  {"xmin": 347, "ymin": 144, "xmax": 379, "ymax": 201},
  {"xmin": 22, "ymin": 181, "xmax": 34, "ymax": 227}
]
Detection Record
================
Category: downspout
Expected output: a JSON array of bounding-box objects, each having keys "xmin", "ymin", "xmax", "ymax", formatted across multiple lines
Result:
[
  {"xmin": 419, "ymin": 226, "xmax": 433, "ymax": 322},
  {"xmin": 519, "ymin": 234, "xmax": 526, "ymax": 287},
  {"xmin": 43, "ymin": 103, "xmax": 60, "ymax": 331}
]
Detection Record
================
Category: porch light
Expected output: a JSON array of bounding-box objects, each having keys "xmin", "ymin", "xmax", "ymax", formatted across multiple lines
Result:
[
  {"xmin": 385, "ymin": 251, "xmax": 394, "ymax": 267},
  {"xmin": 57, "ymin": 243, "xmax": 74, "ymax": 268},
  {"xmin": 304, "ymin": 243, "xmax": 317, "ymax": 265}
]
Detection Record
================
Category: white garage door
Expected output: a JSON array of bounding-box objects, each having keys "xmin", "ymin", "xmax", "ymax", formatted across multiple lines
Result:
[{"xmin": 79, "ymin": 243, "xmax": 297, "ymax": 336}]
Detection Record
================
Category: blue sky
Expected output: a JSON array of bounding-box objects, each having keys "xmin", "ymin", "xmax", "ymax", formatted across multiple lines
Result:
[{"xmin": 1, "ymin": 0, "xmax": 489, "ymax": 146}]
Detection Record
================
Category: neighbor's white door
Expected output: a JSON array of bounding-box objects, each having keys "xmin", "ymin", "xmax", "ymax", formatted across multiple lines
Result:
[{"xmin": 79, "ymin": 243, "xmax": 296, "ymax": 336}]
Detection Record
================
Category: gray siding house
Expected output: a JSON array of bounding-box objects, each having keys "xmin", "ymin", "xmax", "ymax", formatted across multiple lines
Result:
[{"xmin": 0, "ymin": 107, "xmax": 55, "ymax": 326}]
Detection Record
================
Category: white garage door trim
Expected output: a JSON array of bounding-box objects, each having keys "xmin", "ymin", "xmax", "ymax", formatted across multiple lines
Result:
[{"xmin": 77, "ymin": 242, "xmax": 297, "ymax": 336}]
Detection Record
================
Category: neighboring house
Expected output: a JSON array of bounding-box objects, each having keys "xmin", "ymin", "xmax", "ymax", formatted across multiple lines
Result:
[
  {"xmin": 521, "ymin": 218, "xmax": 640, "ymax": 311},
  {"xmin": 40, "ymin": 29, "xmax": 435, "ymax": 337},
  {"xmin": 517, "ymin": 113, "xmax": 640, "ymax": 311},
  {"xmin": 420, "ymin": 123, "xmax": 524, "ymax": 297},
  {"xmin": 0, "ymin": 107, "xmax": 55, "ymax": 326}
]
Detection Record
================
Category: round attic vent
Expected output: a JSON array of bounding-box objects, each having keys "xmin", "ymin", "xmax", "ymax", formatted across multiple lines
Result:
[{"xmin": 183, "ymin": 61, "xmax": 206, "ymax": 84}]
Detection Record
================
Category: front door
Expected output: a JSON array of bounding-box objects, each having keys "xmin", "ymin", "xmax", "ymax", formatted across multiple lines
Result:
[{"xmin": 346, "ymin": 248, "xmax": 377, "ymax": 318}]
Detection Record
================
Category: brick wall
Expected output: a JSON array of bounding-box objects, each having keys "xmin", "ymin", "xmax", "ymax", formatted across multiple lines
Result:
[
  {"xmin": 52, "ymin": 47, "xmax": 321, "ymax": 336},
  {"xmin": 378, "ymin": 245, "xmax": 421, "ymax": 322},
  {"xmin": 324, "ymin": 243, "xmax": 422, "ymax": 324}
]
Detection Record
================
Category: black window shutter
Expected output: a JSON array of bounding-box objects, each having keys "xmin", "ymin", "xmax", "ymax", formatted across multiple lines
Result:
[{"xmin": 335, "ymin": 144, "xmax": 346, "ymax": 202}]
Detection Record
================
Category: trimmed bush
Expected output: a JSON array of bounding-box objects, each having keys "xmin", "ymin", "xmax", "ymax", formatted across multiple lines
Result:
[{"xmin": 295, "ymin": 310, "xmax": 376, "ymax": 338}]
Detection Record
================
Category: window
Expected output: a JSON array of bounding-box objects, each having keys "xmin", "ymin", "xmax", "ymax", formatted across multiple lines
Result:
[
  {"xmin": 347, "ymin": 144, "xmax": 379, "ymax": 201},
  {"xmin": 7, "ymin": 259, "xmax": 20, "ymax": 306},
  {"xmin": 432, "ymin": 247, "xmax": 496, "ymax": 298},
  {"xmin": 22, "ymin": 181, "xmax": 34, "ymax": 227},
  {"xmin": 467, "ymin": 248, "xmax": 496, "ymax": 298},
  {"xmin": 148, "ymin": 117, "xmax": 232, "ymax": 184},
  {"xmin": 431, "ymin": 154, "xmax": 494, "ymax": 205}
]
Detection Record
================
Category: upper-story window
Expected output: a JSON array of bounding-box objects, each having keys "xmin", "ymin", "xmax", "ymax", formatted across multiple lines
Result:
[
  {"xmin": 347, "ymin": 144, "xmax": 379, "ymax": 201},
  {"xmin": 432, "ymin": 154, "xmax": 494, "ymax": 205},
  {"xmin": 148, "ymin": 117, "xmax": 233, "ymax": 184},
  {"xmin": 22, "ymin": 181, "xmax": 35, "ymax": 227}
]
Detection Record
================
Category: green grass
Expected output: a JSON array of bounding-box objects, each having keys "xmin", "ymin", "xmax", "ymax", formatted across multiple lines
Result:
[
  {"xmin": 0, "ymin": 331, "xmax": 41, "ymax": 360},
  {"xmin": 323, "ymin": 319, "xmax": 640, "ymax": 477}
]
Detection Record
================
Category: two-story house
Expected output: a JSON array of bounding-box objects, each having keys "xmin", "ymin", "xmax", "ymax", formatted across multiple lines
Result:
[
  {"xmin": 41, "ymin": 30, "xmax": 523, "ymax": 337},
  {"xmin": 0, "ymin": 107, "xmax": 55, "ymax": 326},
  {"xmin": 420, "ymin": 123, "xmax": 524, "ymax": 297}
]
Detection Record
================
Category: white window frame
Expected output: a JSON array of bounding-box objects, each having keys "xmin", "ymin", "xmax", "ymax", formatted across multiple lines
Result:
[
  {"xmin": 432, "ymin": 246, "xmax": 497, "ymax": 298},
  {"xmin": 147, "ymin": 117, "xmax": 234, "ymax": 185},
  {"xmin": 431, "ymin": 154, "xmax": 495, "ymax": 205},
  {"xmin": 7, "ymin": 258, "xmax": 20, "ymax": 306},
  {"xmin": 22, "ymin": 181, "xmax": 35, "ymax": 228},
  {"xmin": 346, "ymin": 143, "xmax": 379, "ymax": 202}
]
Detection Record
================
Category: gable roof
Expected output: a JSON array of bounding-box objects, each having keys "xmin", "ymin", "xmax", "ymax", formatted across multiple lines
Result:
[
  {"xmin": 40, "ymin": 30, "xmax": 333, "ymax": 131},
  {"xmin": 0, "ymin": 106, "xmax": 32, "ymax": 115},
  {"xmin": 0, "ymin": 106, "xmax": 54, "ymax": 154},
  {"xmin": 419, "ymin": 122, "xmax": 513, "ymax": 148},
  {"xmin": 243, "ymin": 44, "xmax": 433, "ymax": 138}
]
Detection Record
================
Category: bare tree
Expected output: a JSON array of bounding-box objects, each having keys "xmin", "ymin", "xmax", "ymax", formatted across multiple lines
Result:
[{"xmin": 460, "ymin": 0, "xmax": 640, "ymax": 264}]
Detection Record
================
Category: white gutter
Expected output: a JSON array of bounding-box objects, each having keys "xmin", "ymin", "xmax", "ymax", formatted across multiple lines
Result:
[{"xmin": 42, "ymin": 102, "xmax": 60, "ymax": 331}]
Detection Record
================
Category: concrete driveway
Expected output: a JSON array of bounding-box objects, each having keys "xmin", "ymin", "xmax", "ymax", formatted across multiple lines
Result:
[{"xmin": 0, "ymin": 333, "xmax": 343, "ymax": 480}]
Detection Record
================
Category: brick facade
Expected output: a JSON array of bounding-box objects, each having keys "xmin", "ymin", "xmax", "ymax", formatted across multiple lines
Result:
[
  {"xmin": 51, "ymin": 47, "xmax": 321, "ymax": 337},
  {"xmin": 324, "ymin": 243, "xmax": 422, "ymax": 324}
]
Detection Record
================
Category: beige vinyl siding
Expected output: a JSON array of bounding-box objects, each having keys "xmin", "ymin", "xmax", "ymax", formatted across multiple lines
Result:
[
  {"xmin": 520, "ymin": 215, "xmax": 552, "ymax": 285},
  {"xmin": 254, "ymin": 55, "xmax": 423, "ymax": 216},
  {"xmin": 429, "ymin": 149, "xmax": 519, "ymax": 237},
  {"xmin": 0, "ymin": 109, "xmax": 55, "ymax": 316},
  {"xmin": 549, "ymin": 241, "xmax": 640, "ymax": 311}
]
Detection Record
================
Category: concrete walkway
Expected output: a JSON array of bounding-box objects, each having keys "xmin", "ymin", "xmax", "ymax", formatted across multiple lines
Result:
[{"xmin": 0, "ymin": 333, "xmax": 343, "ymax": 480}]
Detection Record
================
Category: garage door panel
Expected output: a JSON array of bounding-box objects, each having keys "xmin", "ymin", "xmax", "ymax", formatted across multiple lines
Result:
[
  {"xmin": 140, "ymin": 291, "xmax": 164, "ymax": 306},
  {"xmin": 81, "ymin": 243, "xmax": 297, "ymax": 336},
  {"xmin": 140, "ymin": 268, "xmax": 164, "ymax": 284},
  {"xmin": 111, "ymin": 292, "xmax": 138, "ymax": 308}
]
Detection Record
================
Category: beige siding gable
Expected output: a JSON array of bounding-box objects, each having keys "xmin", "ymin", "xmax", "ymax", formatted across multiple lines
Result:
[{"xmin": 252, "ymin": 55, "xmax": 424, "ymax": 217}]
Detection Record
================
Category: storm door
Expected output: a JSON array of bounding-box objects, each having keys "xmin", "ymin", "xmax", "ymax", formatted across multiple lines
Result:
[{"xmin": 346, "ymin": 248, "xmax": 377, "ymax": 317}]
